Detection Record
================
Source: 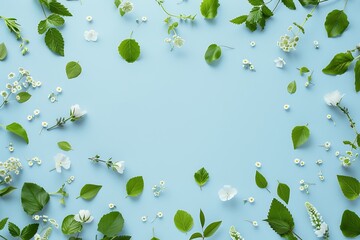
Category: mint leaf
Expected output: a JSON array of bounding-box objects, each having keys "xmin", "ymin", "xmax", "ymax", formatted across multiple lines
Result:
[
  {"xmin": 287, "ymin": 81, "xmax": 296, "ymax": 94},
  {"xmin": 126, "ymin": 176, "xmax": 144, "ymax": 197},
  {"xmin": 255, "ymin": 170, "xmax": 268, "ymax": 189},
  {"xmin": 20, "ymin": 223, "xmax": 39, "ymax": 240},
  {"xmin": 118, "ymin": 38, "xmax": 140, "ymax": 63},
  {"xmin": 174, "ymin": 210, "xmax": 194, "ymax": 233},
  {"xmin": 8, "ymin": 222, "xmax": 20, "ymax": 237},
  {"xmin": 77, "ymin": 184, "xmax": 102, "ymax": 200},
  {"xmin": 298, "ymin": 66, "xmax": 310, "ymax": 75},
  {"xmin": 0, "ymin": 186, "xmax": 16, "ymax": 197},
  {"xmin": 194, "ymin": 167, "xmax": 210, "ymax": 189},
  {"xmin": 203, "ymin": 221, "xmax": 222, "ymax": 237},
  {"xmin": 277, "ymin": 182, "xmax": 290, "ymax": 204},
  {"xmin": 200, "ymin": 0, "xmax": 220, "ymax": 19},
  {"xmin": 47, "ymin": 14, "xmax": 65, "ymax": 27},
  {"xmin": 66, "ymin": 61, "xmax": 82, "ymax": 79},
  {"xmin": 265, "ymin": 198, "xmax": 295, "ymax": 236},
  {"xmin": 245, "ymin": 5, "xmax": 273, "ymax": 31},
  {"xmin": 61, "ymin": 215, "xmax": 83, "ymax": 235},
  {"xmin": 291, "ymin": 125, "xmax": 310, "ymax": 149},
  {"xmin": 49, "ymin": 1, "xmax": 72, "ymax": 16},
  {"xmin": 16, "ymin": 92, "xmax": 32, "ymax": 103},
  {"xmin": 281, "ymin": 0, "xmax": 296, "ymax": 10},
  {"xmin": 45, "ymin": 28, "xmax": 64, "ymax": 56},
  {"xmin": 204, "ymin": 44, "xmax": 222, "ymax": 64},
  {"xmin": 38, "ymin": 20, "xmax": 48, "ymax": 34},
  {"xmin": 340, "ymin": 210, "xmax": 360, "ymax": 238},
  {"xmin": 21, "ymin": 183, "xmax": 50, "ymax": 215},
  {"xmin": 322, "ymin": 51, "xmax": 354, "ymax": 75},
  {"xmin": 57, "ymin": 141, "xmax": 72, "ymax": 151},
  {"xmin": 325, "ymin": 10, "xmax": 349, "ymax": 38},
  {"xmin": 337, "ymin": 175, "xmax": 360, "ymax": 200},
  {"xmin": 6, "ymin": 122, "xmax": 29, "ymax": 144},
  {"xmin": 0, "ymin": 218, "xmax": 8, "ymax": 230},
  {"xmin": 230, "ymin": 15, "xmax": 247, "ymax": 24},
  {"xmin": 0, "ymin": 42, "xmax": 7, "ymax": 61},
  {"xmin": 97, "ymin": 211, "xmax": 125, "ymax": 237},
  {"xmin": 355, "ymin": 60, "xmax": 360, "ymax": 92}
]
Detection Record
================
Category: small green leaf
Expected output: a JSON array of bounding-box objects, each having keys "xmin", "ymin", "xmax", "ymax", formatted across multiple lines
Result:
[
  {"xmin": 200, "ymin": 209, "xmax": 205, "ymax": 228},
  {"xmin": 118, "ymin": 38, "xmax": 140, "ymax": 63},
  {"xmin": 203, "ymin": 221, "xmax": 222, "ymax": 237},
  {"xmin": 298, "ymin": 66, "xmax": 310, "ymax": 75},
  {"xmin": 20, "ymin": 223, "xmax": 39, "ymax": 240},
  {"xmin": 291, "ymin": 125, "xmax": 310, "ymax": 149},
  {"xmin": 355, "ymin": 60, "xmax": 360, "ymax": 92},
  {"xmin": 194, "ymin": 167, "xmax": 210, "ymax": 189},
  {"xmin": 126, "ymin": 176, "xmax": 144, "ymax": 197},
  {"xmin": 340, "ymin": 210, "xmax": 360, "ymax": 238},
  {"xmin": 343, "ymin": 140, "xmax": 357, "ymax": 149},
  {"xmin": 49, "ymin": 1, "xmax": 72, "ymax": 16},
  {"xmin": 287, "ymin": 81, "xmax": 297, "ymax": 94},
  {"xmin": 200, "ymin": 0, "xmax": 220, "ymax": 19},
  {"xmin": 16, "ymin": 92, "xmax": 32, "ymax": 103},
  {"xmin": 0, "ymin": 186, "xmax": 16, "ymax": 197},
  {"xmin": 6, "ymin": 122, "xmax": 29, "ymax": 144},
  {"xmin": 204, "ymin": 44, "xmax": 222, "ymax": 64},
  {"xmin": 293, "ymin": 22, "xmax": 304, "ymax": 34},
  {"xmin": 0, "ymin": 42, "xmax": 7, "ymax": 61},
  {"xmin": 0, "ymin": 218, "xmax": 8, "ymax": 230},
  {"xmin": 97, "ymin": 211, "xmax": 125, "ymax": 237},
  {"xmin": 77, "ymin": 184, "xmax": 102, "ymax": 200},
  {"xmin": 189, "ymin": 232, "xmax": 203, "ymax": 239},
  {"xmin": 357, "ymin": 134, "xmax": 360, "ymax": 147},
  {"xmin": 45, "ymin": 28, "xmax": 64, "ymax": 56},
  {"xmin": 114, "ymin": 0, "xmax": 122, "ymax": 8},
  {"xmin": 322, "ymin": 51, "xmax": 354, "ymax": 75},
  {"xmin": 298, "ymin": 0, "xmax": 318, "ymax": 6},
  {"xmin": 167, "ymin": 22, "xmax": 178, "ymax": 34},
  {"xmin": 38, "ymin": 20, "xmax": 49, "ymax": 34},
  {"xmin": 21, "ymin": 183, "xmax": 50, "ymax": 215},
  {"xmin": 8, "ymin": 222, "xmax": 20, "ymax": 237},
  {"xmin": 174, "ymin": 210, "xmax": 194, "ymax": 233},
  {"xmin": 281, "ymin": 0, "xmax": 296, "ymax": 10},
  {"xmin": 66, "ymin": 61, "xmax": 82, "ymax": 79},
  {"xmin": 61, "ymin": 215, "xmax": 83, "ymax": 235},
  {"xmin": 255, "ymin": 170, "xmax": 268, "ymax": 189},
  {"xmin": 325, "ymin": 9, "xmax": 349, "ymax": 38},
  {"xmin": 337, "ymin": 175, "xmax": 360, "ymax": 200},
  {"xmin": 230, "ymin": 15, "xmax": 247, "ymax": 25},
  {"xmin": 248, "ymin": 0, "xmax": 264, "ymax": 5},
  {"xmin": 47, "ymin": 14, "xmax": 65, "ymax": 27},
  {"xmin": 277, "ymin": 182, "xmax": 290, "ymax": 204},
  {"xmin": 57, "ymin": 141, "xmax": 72, "ymax": 151},
  {"xmin": 265, "ymin": 198, "xmax": 294, "ymax": 236}
]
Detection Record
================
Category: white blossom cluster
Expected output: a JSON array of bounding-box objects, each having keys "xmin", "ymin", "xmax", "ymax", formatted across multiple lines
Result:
[
  {"xmin": 0, "ymin": 157, "xmax": 22, "ymax": 184},
  {"xmin": 305, "ymin": 202, "xmax": 329, "ymax": 239},
  {"xmin": 229, "ymin": 226, "xmax": 245, "ymax": 240}
]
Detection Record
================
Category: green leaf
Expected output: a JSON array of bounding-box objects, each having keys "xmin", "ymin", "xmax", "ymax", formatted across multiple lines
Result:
[
  {"xmin": 194, "ymin": 167, "xmax": 209, "ymax": 188},
  {"xmin": 0, "ymin": 42, "xmax": 7, "ymax": 61},
  {"xmin": 118, "ymin": 38, "xmax": 140, "ymax": 63},
  {"xmin": 45, "ymin": 28, "xmax": 64, "ymax": 56},
  {"xmin": 6, "ymin": 122, "xmax": 29, "ymax": 144},
  {"xmin": 287, "ymin": 81, "xmax": 297, "ymax": 94},
  {"xmin": 57, "ymin": 141, "xmax": 72, "ymax": 151},
  {"xmin": 8, "ymin": 222, "xmax": 20, "ymax": 237},
  {"xmin": 277, "ymin": 182, "xmax": 290, "ymax": 204},
  {"xmin": 325, "ymin": 10, "xmax": 349, "ymax": 38},
  {"xmin": 291, "ymin": 125, "xmax": 310, "ymax": 149},
  {"xmin": 281, "ymin": 0, "xmax": 296, "ymax": 10},
  {"xmin": 200, "ymin": 0, "xmax": 220, "ymax": 19},
  {"xmin": 49, "ymin": 1, "xmax": 72, "ymax": 16},
  {"xmin": 97, "ymin": 211, "xmax": 125, "ymax": 237},
  {"xmin": 47, "ymin": 14, "xmax": 65, "ymax": 27},
  {"xmin": 340, "ymin": 210, "xmax": 360, "ymax": 238},
  {"xmin": 298, "ymin": 66, "xmax": 310, "ymax": 75},
  {"xmin": 20, "ymin": 223, "xmax": 39, "ymax": 240},
  {"xmin": 119, "ymin": 8, "xmax": 126, "ymax": 16},
  {"xmin": 265, "ymin": 198, "xmax": 294, "ymax": 236},
  {"xmin": 16, "ymin": 92, "xmax": 32, "ymax": 103},
  {"xmin": 174, "ymin": 210, "xmax": 194, "ymax": 233},
  {"xmin": 0, "ymin": 218, "xmax": 8, "ymax": 230},
  {"xmin": 61, "ymin": 215, "xmax": 83, "ymax": 235},
  {"xmin": 337, "ymin": 175, "xmax": 360, "ymax": 200},
  {"xmin": 0, "ymin": 186, "xmax": 16, "ymax": 197},
  {"xmin": 343, "ymin": 140, "xmax": 357, "ymax": 149},
  {"xmin": 21, "ymin": 182, "xmax": 50, "ymax": 215},
  {"xmin": 322, "ymin": 51, "xmax": 354, "ymax": 75},
  {"xmin": 355, "ymin": 60, "xmax": 360, "ymax": 92},
  {"xmin": 203, "ymin": 221, "xmax": 222, "ymax": 237},
  {"xmin": 38, "ymin": 20, "xmax": 49, "ymax": 34},
  {"xmin": 66, "ymin": 61, "xmax": 82, "ymax": 79},
  {"xmin": 114, "ymin": 0, "xmax": 122, "ymax": 8},
  {"xmin": 255, "ymin": 170, "xmax": 268, "ymax": 189},
  {"xmin": 248, "ymin": 0, "xmax": 264, "ymax": 5},
  {"xmin": 230, "ymin": 15, "xmax": 247, "ymax": 24},
  {"xmin": 126, "ymin": 176, "xmax": 144, "ymax": 197},
  {"xmin": 293, "ymin": 22, "xmax": 305, "ymax": 34},
  {"xmin": 204, "ymin": 44, "xmax": 222, "ymax": 64},
  {"xmin": 167, "ymin": 22, "xmax": 178, "ymax": 34},
  {"xmin": 77, "ymin": 184, "xmax": 102, "ymax": 200},
  {"xmin": 245, "ymin": 5, "xmax": 273, "ymax": 31},
  {"xmin": 200, "ymin": 209, "xmax": 205, "ymax": 228},
  {"xmin": 298, "ymin": 0, "xmax": 318, "ymax": 6},
  {"xmin": 357, "ymin": 134, "xmax": 360, "ymax": 147},
  {"xmin": 189, "ymin": 232, "xmax": 203, "ymax": 239}
]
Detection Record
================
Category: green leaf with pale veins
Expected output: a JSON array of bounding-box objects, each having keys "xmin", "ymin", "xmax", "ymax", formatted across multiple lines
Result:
[
  {"xmin": 194, "ymin": 167, "xmax": 209, "ymax": 189},
  {"xmin": 0, "ymin": 218, "xmax": 8, "ymax": 230},
  {"xmin": 21, "ymin": 182, "xmax": 50, "ymax": 215},
  {"xmin": 57, "ymin": 141, "xmax": 72, "ymax": 151},
  {"xmin": 325, "ymin": 9, "xmax": 349, "ymax": 38},
  {"xmin": 265, "ymin": 198, "xmax": 295, "ymax": 236},
  {"xmin": 291, "ymin": 125, "xmax": 310, "ymax": 149},
  {"xmin": 61, "ymin": 215, "xmax": 83, "ymax": 235},
  {"xmin": 6, "ymin": 122, "xmax": 29, "ymax": 144},
  {"xmin": 8, "ymin": 222, "xmax": 20, "ymax": 237},
  {"xmin": 322, "ymin": 51, "xmax": 354, "ymax": 75},
  {"xmin": 277, "ymin": 182, "xmax": 290, "ymax": 204},
  {"xmin": 0, "ymin": 42, "xmax": 7, "ymax": 60},
  {"xmin": 0, "ymin": 186, "xmax": 16, "ymax": 197},
  {"xmin": 77, "ymin": 184, "xmax": 102, "ymax": 200},
  {"xmin": 66, "ymin": 61, "xmax": 82, "ymax": 79},
  {"xmin": 16, "ymin": 92, "xmax": 32, "ymax": 103},
  {"xmin": 49, "ymin": 1, "xmax": 72, "ymax": 16},
  {"xmin": 337, "ymin": 175, "xmax": 360, "ymax": 200},
  {"xmin": 340, "ymin": 210, "xmax": 360, "ymax": 238},
  {"xmin": 287, "ymin": 81, "xmax": 296, "ymax": 94},
  {"xmin": 230, "ymin": 15, "xmax": 247, "ymax": 25},
  {"xmin": 200, "ymin": 0, "xmax": 220, "ymax": 19},
  {"xmin": 97, "ymin": 211, "xmax": 125, "ymax": 237},
  {"xmin": 47, "ymin": 14, "xmax": 65, "ymax": 27},
  {"xmin": 205, "ymin": 44, "xmax": 222, "ymax": 64},
  {"xmin": 20, "ymin": 223, "xmax": 39, "ymax": 240},
  {"xmin": 38, "ymin": 20, "xmax": 48, "ymax": 34},
  {"xmin": 118, "ymin": 38, "xmax": 140, "ymax": 63},
  {"xmin": 45, "ymin": 28, "xmax": 64, "ymax": 56},
  {"xmin": 126, "ymin": 176, "xmax": 144, "ymax": 197},
  {"xmin": 174, "ymin": 210, "xmax": 194, "ymax": 233},
  {"xmin": 203, "ymin": 221, "xmax": 222, "ymax": 237}
]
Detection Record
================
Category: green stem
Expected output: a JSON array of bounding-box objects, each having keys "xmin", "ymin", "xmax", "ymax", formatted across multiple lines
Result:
[
  {"xmin": 354, "ymin": 55, "xmax": 360, "ymax": 61},
  {"xmin": 296, "ymin": 3, "xmax": 318, "ymax": 35},
  {"xmin": 156, "ymin": 0, "xmax": 194, "ymax": 20},
  {"xmin": 337, "ymin": 104, "xmax": 359, "ymax": 135},
  {"xmin": 293, "ymin": 231, "xmax": 303, "ymax": 240},
  {"xmin": 343, "ymin": 0, "xmax": 348, "ymax": 10},
  {"xmin": 0, "ymin": 75, "xmax": 25, "ymax": 109},
  {"xmin": 47, "ymin": 116, "xmax": 72, "ymax": 131},
  {"xmin": 272, "ymin": 0, "xmax": 281, "ymax": 12},
  {"xmin": 0, "ymin": 235, "xmax": 8, "ymax": 240},
  {"xmin": 39, "ymin": 2, "xmax": 47, "ymax": 18}
]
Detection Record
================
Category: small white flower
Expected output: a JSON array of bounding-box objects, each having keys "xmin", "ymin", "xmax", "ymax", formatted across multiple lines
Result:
[
  {"xmin": 313, "ymin": 40, "xmax": 319, "ymax": 49},
  {"xmin": 84, "ymin": 29, "xmax": 98, "ymax": 42},
  {"xmin": 157, "ymin": 211, "xmax": 163, "ymax": 218},
  {"xmin": 109, "ymin": 203, "xmax": 115, "ymax": 209},
  {"xmin": 294, "ymin": 158, "xmax": 300, "ymax": 164},
  {"xmin": 242, "ymin": 59, "xmax": 250, "ymax": 65},
  {"xmin": 326, "ymin": 114, "xmax": 332, "ymax": 119},
  {"xmin": 255, "ymin": 162, "xmax": 262, "ymax": 168},
  {"xmin": 173, "ymin": 35, "xmax": 185, "ymax": 48},
  {"xmin": 121, "ymin": 1, "xmax": 134, "ymax": 13},
  {"xmin": 74, "ymin": 210, "xmax": 94, "ymax": 223},
  {"xmin": 33, "ymin": 215, "xmax": 40, "ymax": 221},
  {"xmin": 56, "ymin": 87, "xmax": 62, "ymax": 93},
  {"xmin": 248, "ymin": 197, "xmax": 255, "ymax": 203},
  {"xmin": 28, "ymin": 161, "xmax": 34, "ymax": 167},
  {"xmin": 300, "ymin": 161, "xmax": 305, "ymax": 166},
  {"xmin": 218, "ymin": 185, "xmax": 238, "ymax": 201},
  {"xmin": 71, "ymin": 104, "xmax": 87, "ymax": 118},
  {"xmin": 42, "ymin": 121, "xmax": 48, "ymax": 128},
  {"xmin": 8, "ymin": 72, "xmax": 15, "ymax": 79},
  {"xmin": 314, "ymin": 222, "xmax": 328, "ymax": 237},
  {"xmin": 164, "ymin": 38, "xmax": 172, "ymax": 43},
  {"xmin": 299, "ymin": 186, "xmax": 304, "ymax": 191},
  {"xmin": 250, "ymin": 41, "xmax": 256, "ymax": 47},
  {"xmin": 335, "ymin": 151, "xmax": 340, "ymax": 157},
  {"xmin": 283, "ymin": 104, "xmax": 290, "ymax": 110},
  {"xmin": 112, "ymin": 161, "xmax": 125, "ymax": 174},
  {"xmin": 54, "ymin": 153, "xmax": 71, "ymax": 173},
  {"xmin": 252, "ymin": 221, "xmax": 258, "ymax": 227},
  {"xmin": 141, "ymin": 16, "xmax": 147, "ymax": 22},
  {"xmin": 141, "ymin": 216, "xmax": 147, "ymax": 222},
  {"xmin": 27, "ymin": 115, "xmax": 33, "ymax": 121},
  {"xmin": 36, "ymin": 81, "xmax": 42, "ymax": 87},
  {"xmin": 324, "ymin": 90, "xmax": 344, "ymax": 106},
  {"xmin": 316, "ymin": 159, "xmax": 323, "ymax": 165},
  {"xmin": 160, "ymin": 180, "xmax": 165, "ymax": 186},
  {"xmin": 34, "ymin": 234, "xmax": 41, "ymax": 240},
  {"xmin": 274, "ymin": 57, "xmax": 286, "ymax": 68},
  {"xmin": 33, "ymin": 109, "xmax": 40, "ymax": 116},
  {"xmin": 86, "ymin": 16, "xmax": 93, "ymax": 22}
]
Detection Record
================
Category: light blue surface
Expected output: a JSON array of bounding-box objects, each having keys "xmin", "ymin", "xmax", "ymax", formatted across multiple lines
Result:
[{"xmin": 1, "ymin": 0, "xmax": 360, "ymax": 239}]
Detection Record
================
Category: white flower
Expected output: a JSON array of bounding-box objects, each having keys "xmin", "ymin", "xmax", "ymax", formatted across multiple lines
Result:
[
  {"xmin": 34, "ymin": 233, "xmax": 41, "ymax": 240},
  {"xmin": 54, "ymin": 153, "xmax": 71, "ymax": 173},
  {"xmin": 141, "ymin": 16, "xmax": 147, "ymax": 22},
  {"xmin": 56, "ymin": 87, "xmax": 62, "ymax": 93},
  {"xmin": 248, "ymin": 197, "xmax": 255, "ymax": 203},
  {"xmin": 173, "ymin": 35, "xmax": 185, "ymax": 48},
  {"xmin": 157, "ymin": 211, "xmax": 163, "ymax": 218},
  {"xmin": 74, "ymin": 210, "xmax": 94, "ymax": 223},
  {"xmin": 71, "ymin": 104, "xmax": 87, "ymax": 118},
  {"xmin": 141, "ymin": 216, "xmax": 147, "ymax": 222},
  {"xmin": 283, "ymin": 104, "xmax": 290, "ymax": 110},
  {"xmin": 33, "ymin": 109, "xmax": 40, "ymax": 116},
  {"xmin": 86, "ymin": 16, "xmax": 93, "ymax": 22},
  {"xmin": 252, "ymin": 221, "xmax": 258, "ymax": 227},
  {"xmin": 84, "ymin": 29, "xmax": 98, "ymax": 42},
  {"xmin": 42, "ymin": 121, "xmax": 48, "ymax": 128},
  {"xmin": 109, "ymin": 203, "xmax": 115, "ymax": 209},
  {"xmin": 324, "ymin": 90, "xmax": 344, "ymax": 106},
  {"xmin": 112, "ymin": 161, "xmax": 125, "ymax": 174},
  {"xmin": 218, "ymin": 185, "xmax": 238, "ymax": 201},
  {"xmin": 121, "ymin": 1, "xmax": 134, "ymax": 13},
  {"xmin": 274, "ymin": 57, "xmax": 286, "ymax": 68},
  {"xmin": 255, "ymin": 162, "xmax": 262, "ymax": 168},
  {"xmin": 314, "ymin": 222, "xmax": 328, "ymax": 237},
  {"xmin": 250, "ymin": 41, "xmax": 256, "ymax": 47},
  {"xmin": 164, "ymin": 38, "xmax": 172, "ymax": 43}
]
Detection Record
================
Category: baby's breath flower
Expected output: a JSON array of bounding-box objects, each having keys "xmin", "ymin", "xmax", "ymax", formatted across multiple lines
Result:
[
  {"xmin": 229, "ymin": 226, "xmax": 245, "ymax": 240},
  {"xmin": 255, "ymin": 161, "xmax": 262, "ymax": 168},
  {"xmin": 33, "ymin": 109, "xmax": 40, "ymax": 116},
  {"xmin": 109, "ymin": 203, "xmax": 116, "ymax": 209},
  {"xmin": 157, "ymin": 211, "xmax": 163, "ymax": 218},
  {"xmin": 86, "ymin": 16, "xmax": 93, "ymax": 22},
  {"xmin": 56, "ymin": 87, "xmax": 62, "ymax": 93},
  {"xmin": 42, "ymin": 121, "xmax": 48, "ymax": 128},
  {"xmin": 250, "ymin": 41, "xmax": 256, "ymax": 47},
  {"xmin": 141, "ymin": 16, "xmax": 148, "ymax": 22},
  {"xmin": 316, "ymin": 159, "xmax": 323, "ymax": 165},
  {"xmin": 248, "ymin": 197, "xmax": 255, "ymax": 203},
  {"xmin": 283, "ymin": 104, "xmax": 290, "ymax": 110},
  {"xmin": 173, "ymin": 35, "xmax": 185, "ymax": 48},
  {"xmin": 141, "ymin": 216, "xmax": 147, "ymax": 222},
  {"xmin": 300, "ymin": 161, "xmax": 305, "ymax": 166},
  {"xmin": 164, "ymin": 37, "xmax": 172, "ymax": 43},
  {"xmin": 313, "ymin": 40, "xmax": 319, "ymax": 49},
  {"xmin": 252, "ymin": 221, "xmax": 258, "ymax": 227}
]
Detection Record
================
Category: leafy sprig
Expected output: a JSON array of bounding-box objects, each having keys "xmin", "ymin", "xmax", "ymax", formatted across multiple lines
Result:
[
  {"xmin": 189, "ymin": 209, "xmax": 222, "ymax": 240},
  {"xmin": 0, "ymin": 16, "xmax": 29, "ymax": 55}
]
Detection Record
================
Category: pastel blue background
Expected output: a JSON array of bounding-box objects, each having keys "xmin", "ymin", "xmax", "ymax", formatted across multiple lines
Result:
[{"xmin": 1, "ymin": 0, "xmax": 360, "ymax": 239}]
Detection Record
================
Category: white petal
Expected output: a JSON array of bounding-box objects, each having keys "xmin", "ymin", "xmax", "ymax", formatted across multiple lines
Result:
[{"xmin": 74, "ymin": 214, "xmax": 82, "ymax": 223}]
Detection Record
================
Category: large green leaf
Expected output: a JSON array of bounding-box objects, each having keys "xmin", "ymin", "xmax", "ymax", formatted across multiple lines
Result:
[
  {"xmin": 0, "ymin": 42, "xmax": 7, "ymax": 61},
  {"xmin": 66, "ymin": 61, "xmax": 82, "ymax": 79},
  {"xmin": 49, "ymin": 1, "xmax": 72, "ymax": 16},
  {"xmin": 61, "ymin": 215, "xmax": 83, "ymax": 235},
  {"xmin": 21, "ymin": 182, "xmax": 50, "ymax": 215},
  {"xmin": 204, "ymin": 44, "xmax": 222, "ymax": 64},
  {"xmin": 324, "ymin": 9, "xmax": 349, "ymax": 38},
  {"xmin": 200, "ymin": 0, "xmax": 220, "ymax": 19},
  {"xmin": 118, "ymin": 38, "xmax": 140, "ymax": 63},
  {"xmin": 20, "ymin": 223, "xmax": 39, "ymax": 240},
  {"xmin": 174, "ymin": 210, "xmax": 194, "ymax": 233},
  {"xmin": 77, "ymin": 184, "xmax": 102, "ymax": 200},
  {"xmin": 97, "ymin": 211, "xmax": 125, "ymax": 237},
  {"xmin": 322, "ymin": 51, "xmax": 354, "ymax": 75},
  {"xmin": 265, "ymin": 199, "xmax": 294, "ymax": 236},
  {"xmin": 340, "ymin": 210, "xmax": 360, "ymax": 238},
  {"xmin": 45, "ymin": 27, "xmax": 64, "ymax": 56},
  {"xmin": 291, "ymin": 125, "xmax": 310, "ymax": 149},
  {"xmin": 337, "ymin": 175, "xmax": 360, "ymax": 200},
  {"xmin": 126, "ymin": 176, "xmax": 144, "ymax": 197},
  {"xmin": 6, "ymin": 122, "xmax": 29, "ymax": 144},
  {"xmin": 8, "ymin": 222, "xmax": 20, "ymax": 237}
]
